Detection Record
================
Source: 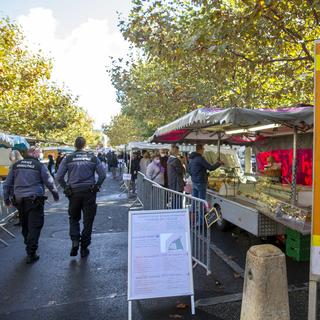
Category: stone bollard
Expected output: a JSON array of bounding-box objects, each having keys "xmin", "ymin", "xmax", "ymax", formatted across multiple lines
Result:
[{"xmin": 240, "ymin": 244, "xmax": 290, "ymax": 320}]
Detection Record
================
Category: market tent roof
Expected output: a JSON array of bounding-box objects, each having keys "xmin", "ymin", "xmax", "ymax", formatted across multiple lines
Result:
[
  {"xmin": 0, "ymin": 133, "xmax": 30, "ymax": 150},
  {"xmin": 42, "ymin": 146, "xmax": 75, "ymax": 153},
  {"xmin": 152, "ymin": 106, "xmax": 314, "ymax": 144},
  {"xmin": 10, "ymin": 135, "xmax": 30, "ymax": 151},
  {"xmin": 127, "ymin": 141, "xmax": 171, "ymax": 151},
  {"xmin": 0, "ymin": 132, "xmax": 14, "ymax": 148}
]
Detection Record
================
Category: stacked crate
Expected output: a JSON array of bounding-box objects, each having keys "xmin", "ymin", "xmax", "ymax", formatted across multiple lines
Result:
[{"xmin": 285, "ymin": 227, "xmax": 310, "ymax": 262}]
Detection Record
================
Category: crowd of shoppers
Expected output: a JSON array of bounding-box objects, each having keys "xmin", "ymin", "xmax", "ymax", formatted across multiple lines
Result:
[{"xmin": 130, "ymin": 144, "xmax": 223, "ymax": 202}]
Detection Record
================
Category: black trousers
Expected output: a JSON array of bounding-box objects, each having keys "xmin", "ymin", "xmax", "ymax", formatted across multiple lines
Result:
[
  {"xmin": 68, "ymin": 192, "xmax": 97, "ymax": 248},
  {"xmin": 17, "ymin": 198, "xmax": 45, "ymax": 255}
]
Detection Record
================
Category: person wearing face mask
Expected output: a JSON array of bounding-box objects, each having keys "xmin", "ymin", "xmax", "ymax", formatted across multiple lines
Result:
[{"xmin": 146, "ymin": 154, "xmax": 165, "ymax": 186}]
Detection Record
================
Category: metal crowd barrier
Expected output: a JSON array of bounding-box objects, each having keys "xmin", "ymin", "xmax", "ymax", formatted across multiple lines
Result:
[
  {"xmin": 0, "ymin": 181, "xmax": 17, "ymax": 246},
  {"xmin": 136, "ymin": 172, "xmax": 212, "ymax": 275}
]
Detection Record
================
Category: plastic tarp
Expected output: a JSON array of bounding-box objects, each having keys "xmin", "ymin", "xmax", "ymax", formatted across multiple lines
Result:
[
  {"xmin": 10, "ymin": 135, "xmax": 30, "ymax": 151},
  {"xmin": 0, "ymin": 133, "xmax": 30, "ymax": 150},
  {"xmin": 0, "ymin": 133, "xmax": 14, "ymax": 148},
  {"xmin": 152, "ymin": 106, "xmax": 314, "ymax": 144}
]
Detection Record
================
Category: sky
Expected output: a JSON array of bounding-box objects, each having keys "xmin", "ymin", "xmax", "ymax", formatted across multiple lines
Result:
[{"xmin": 0, "ymin": 0, "xmax": 132, "ymax": 129}]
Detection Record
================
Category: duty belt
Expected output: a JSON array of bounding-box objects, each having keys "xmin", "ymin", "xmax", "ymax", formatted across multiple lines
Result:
[
  {"xmin": 19, "ymin": 195, "xmax": 48, "ymax": 204},
  {"xmin": 71, "ymin": 186, "xmax": 92, "ymax": 193}
]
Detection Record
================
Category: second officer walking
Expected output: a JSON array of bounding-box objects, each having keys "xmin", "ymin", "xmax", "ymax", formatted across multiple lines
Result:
[{"xmin": 56, "ymin": 137, "xmax": 106, "ymax": 258}]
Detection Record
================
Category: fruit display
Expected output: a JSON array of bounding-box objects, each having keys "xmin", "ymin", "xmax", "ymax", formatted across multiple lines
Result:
[
  {"xmin": 237, "ymin": 187, "xmax": 310, "ymax": 224},
  {"xmin": 207, "ymin": 167, "xmax": 239, "ymax": 193},
  {"xmin": 204, "ymin": 154, "xmax": 310, "ymax": 225}
]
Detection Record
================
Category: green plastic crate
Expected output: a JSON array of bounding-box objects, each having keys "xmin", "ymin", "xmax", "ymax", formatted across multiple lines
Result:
[
  {"xmin": 285, "ymin": 227, "xmax": 310, "ymax": 246},
  {"xmin": 285, "ymin": 227, "xmax": 311, "ymax": 262},
  {"xmin": 286, "ymin": 245, "xmax": 310, "ymax": 262},
  {"xmin": 286, "ymin": 235, "xmax": 310, "ymax": 248},
  {"xmin": 286, "ymin": 227, "xmax": 308, "ymax": 239}
]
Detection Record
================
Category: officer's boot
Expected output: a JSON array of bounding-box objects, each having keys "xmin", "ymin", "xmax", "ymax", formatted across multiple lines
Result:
[
  {"xmin": 26, "ymin": 253, "xmax": 40, "ymax": 264},
  {"xmin": 80, "ymin": 246, "xmax": 90, "ymax": 258},
  {"xmin": 70, "ymin": 240, "xmax": 80, "ymax": 256}
]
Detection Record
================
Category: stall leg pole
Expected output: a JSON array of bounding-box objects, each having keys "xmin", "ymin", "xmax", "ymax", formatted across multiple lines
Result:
[
  {"xmin": 308, "ymin": 280, "xmax": 317, "ymax": 320},
  {"xmin": 308, "ymin": 40, "xmax": 320, "ymax": 320},
  {"xmin": 125, "ymin": 144, "xmax": 128, "ymax": 172},
  {"xmin": 244, "ymin": 146, "xmax": 252, "ymax": 174},
  {"xmin": 129, "ymin": 150, "xmax": 133, "ymax": 175},
  {"xmin": 217, "ymin": 132, "xmax": 221, "ymax": 161},
  {"xmin": 291, "ymin": 126, "xmax": 298, "ymax": 205}
]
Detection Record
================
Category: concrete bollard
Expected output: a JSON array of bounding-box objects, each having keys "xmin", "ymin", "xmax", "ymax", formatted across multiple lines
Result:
[{"xmin": 240, "ymin": 244, "xmax": 290, "ymax": 320}]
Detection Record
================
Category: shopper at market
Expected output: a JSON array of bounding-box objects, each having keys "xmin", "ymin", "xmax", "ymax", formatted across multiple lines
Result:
[
  {"xmin": 130, "ymin": 152, "xmax": 140, "ymax": 194},
  {"xmin": 3, "ymin": 146, "xmax": 59, "ymax": 264},
  {"xmin": 97, "ymin": 152, "xmax": 106, "ymax": 170},
  {"xmin": 55, "ymin": 152, "xmax": 63, "ymax": 172},
  {"xmin": 168, "ymin": 145, "xmax": 185, "ymax": 209},
  {"xmin": 160, "ymin": 149, "xmax": 169, "ymax": 188},
  {"xmin": 139, "ymin": 150, "xmax": 151, "ymax": 175},
  {"xmin": 47, "ymin": 154, "xmax": 55, "ymax": 177},
  {"xmin": 146, "ymin": 153, "xmax": 165, "ymax": 186},
  {"xmin": 188, "ymin": 144, "xmax": 223, "ymax": 200},
  {"xmin": 109, "ymin": 151, "xmax": 119, "ymax": 179},
  {"xmin": 167, "ymin": 145, "xmax": 185, "ymax": 192},
  {"xmin": 106, "ymin": 150, "xmax": 113, "ymax": 172},
  {"xmin": 56, "ymin": 137, "xmax": 106, "ymax": 258}
]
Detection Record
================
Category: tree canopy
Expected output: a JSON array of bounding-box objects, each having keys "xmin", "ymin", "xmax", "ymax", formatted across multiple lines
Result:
[
  {"xmin": 108, "ymin": 0, "xmax": 319, "ymax": 143},
  {"xmin": 103, "ymin": 114, "xmax": 144, "ymax": 146},
  {"xmin": 0, "ymin": 18, "xmax": 100, "ymax": 147}
]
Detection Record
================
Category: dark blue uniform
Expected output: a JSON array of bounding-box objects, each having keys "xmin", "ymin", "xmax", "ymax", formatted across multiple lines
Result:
[
  {"xmin": 4, "ymin": 157, "xmax": 59, "ymax": 256},
  {"xmin": 56, "ymin": 150, "xmax": 106, "ymax": 249}
]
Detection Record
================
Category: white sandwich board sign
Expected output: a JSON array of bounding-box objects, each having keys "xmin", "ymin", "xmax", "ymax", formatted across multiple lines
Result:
[{"xmin": 128, "ymin": 209, "xmax": 195, "ymax": 319}]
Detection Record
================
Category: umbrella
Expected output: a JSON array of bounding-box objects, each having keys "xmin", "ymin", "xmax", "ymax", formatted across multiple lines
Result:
[{"xmin": 0, "ymin": 132, "xmax": 14, "ymax": 148}]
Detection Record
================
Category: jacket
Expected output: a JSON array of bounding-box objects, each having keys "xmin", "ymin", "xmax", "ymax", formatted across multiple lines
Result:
[
  {"xmin": 167, "ymin": 156, "xmax": 184, "ymax": 192},
  {"xmin": 56, "ymin": 150, "xmax": 106, "ymax": 189},
  {"xmin": 3, "ymin": 157, "xmax": 58, "ymax": 201},
  {"xmin": 146, "ymin": 161, "xmax": 164, "ymax": 186},
  {"xmin": 160, "ymin": 156, "xmax": 168, "ymax": 187},
  {"xmin": 130, "ymin": 158, "xmax": 140, "ymax": 180},
  {"xmin": 139, "ymin": 158, "xmax": 151, "ymax": 175},
  {"xmin": 188, "ymin": 152, "xmax": 221, "ymax": 184},
  {"xmin": 109, "ymin": 153, "xmax": 118, "ymax": 167}
]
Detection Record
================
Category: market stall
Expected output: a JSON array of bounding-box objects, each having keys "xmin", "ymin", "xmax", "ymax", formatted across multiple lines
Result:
[
  {"xmin": 42, "ymin": 146, "xmax": 75, "ymax": 161},
  {"xmin": 151, "ymin": 106, "xmax": 313, "ymax": 257},
  {"xmin": 124, "ymin": 141, "xmax": 171, "ymax": 174},
  {"xmin": 0, "ymin": 133, "xmax": 30, "ymax": 179}
]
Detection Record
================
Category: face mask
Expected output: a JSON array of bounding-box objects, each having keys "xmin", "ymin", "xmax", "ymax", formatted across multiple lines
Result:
[{"xmin": 154, "ymin": 159, "xmax": 160, "ymax": 164}]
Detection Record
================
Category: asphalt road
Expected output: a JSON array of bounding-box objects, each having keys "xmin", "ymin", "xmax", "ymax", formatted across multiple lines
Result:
[{"xmin": 0, "ymin": 174, "xmax": 319, "ymax": 319}]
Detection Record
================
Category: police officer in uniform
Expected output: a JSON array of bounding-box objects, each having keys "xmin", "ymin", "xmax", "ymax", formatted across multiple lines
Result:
[
  {"xmin": 56, "ymin": 137, "xmax": 106, "ymax": 258},
  {"xmin": 4, "ymin": 147, "xmax": 59, "ymax": 264}
]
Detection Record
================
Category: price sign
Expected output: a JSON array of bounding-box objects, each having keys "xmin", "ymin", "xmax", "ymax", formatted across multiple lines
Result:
[
  {"xmin": 123, "ymin": 173, "xmax": 132, "ymax": 181},
  {"xmin": 205, "ymin": 207, "xmax": 220, "ymax": 228}
]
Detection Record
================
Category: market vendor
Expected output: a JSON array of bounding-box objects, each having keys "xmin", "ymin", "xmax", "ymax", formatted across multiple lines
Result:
[
  {"xmin": 188, "ymin": 144, "xmax": 223, "ymax": 200},
  {"xmin": 263, "ymin": 156, "xmax": 282, "ymax": 179}
]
